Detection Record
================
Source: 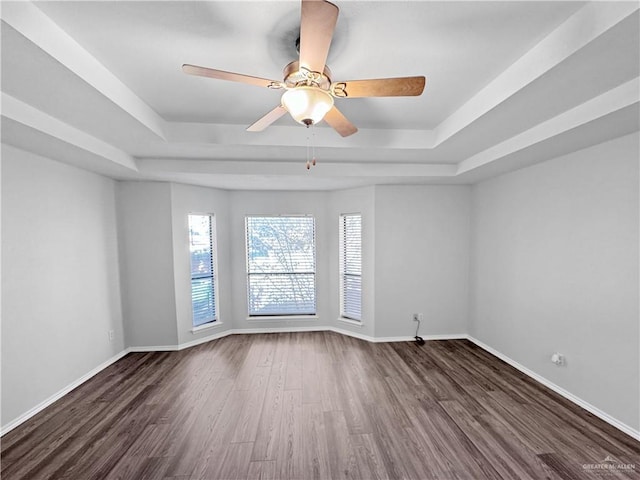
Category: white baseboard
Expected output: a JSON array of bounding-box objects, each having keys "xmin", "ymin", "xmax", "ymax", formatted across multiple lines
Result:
[
  {"xmin": 330, "ymin": 326, "xmax": 375, "ymax": 342},
  {"xmin": 371, "ymin": 335, "xmax": 416, "ymax": 343},
  {"xmin": 328, "ymin": 327, "xmax": 469, "ymax": 344},
  {"xmin": 234, "ymin": 326, "xmax": 330, "ymax": 335},
  {"xmin": 466, "ymin": 335, "xmax": 640, "ymax": 442},
  {"xmin": 179, "ymin": 328, "xmax": 234, "ymax": 349},
  {"xmin": 421, "ymin": 333, "xmax": 468, "ymax": 341},
  {"xmin": 1, "ymin": 349, "xmax": 130, "ymax": 436},
  {"xmin": 127, "ymin": 345, "xmax": 179, "ymax": 352}
]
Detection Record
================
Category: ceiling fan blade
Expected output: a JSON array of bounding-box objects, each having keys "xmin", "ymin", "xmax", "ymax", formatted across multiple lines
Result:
[
  {"xmin": 247, "ymin": 105, "xmax": 287, "ymax": 132},
  {"xmin": 332, "ymin": 76, "xmax": 426, "ymax": 98},
  {"xmin": 299, "ymin": 0, "xmax": 339, "ymax": 74},
  {"xmin": 323, "ymin": 106, "xmax": 357, "ymax": 137},
  {"xmin": 182, "ymin": 64, "xmax": 282, "ymax": 89}
]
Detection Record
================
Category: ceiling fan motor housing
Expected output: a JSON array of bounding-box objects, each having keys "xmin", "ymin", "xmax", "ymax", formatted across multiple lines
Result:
[{"xmin": 283, "ymin": 61, "xmax": 332, "ymax": 89}]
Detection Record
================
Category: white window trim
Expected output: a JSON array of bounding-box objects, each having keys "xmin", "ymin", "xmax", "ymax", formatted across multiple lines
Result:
[
  {"xmin": 188, "ymin": 213, "xmax": 220, "ymax": 328},
  {"xmin": 246, "ymin": 315, "xmax": 319, "ymax": 322},
  {"xmin": 337, "ymin": 317, "xmax": 363, "ymax": 327},
  {"xmin": 191, "ymin": 320, "xmax": 224, "ymax": 334}
]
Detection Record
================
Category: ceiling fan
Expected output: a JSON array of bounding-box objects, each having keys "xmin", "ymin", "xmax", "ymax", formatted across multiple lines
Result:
[{"xmin": 182, "ymin": 0, "xmax": 426, "ymax": 137}]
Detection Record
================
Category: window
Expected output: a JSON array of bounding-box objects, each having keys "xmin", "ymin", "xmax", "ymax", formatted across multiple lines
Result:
[
  {"xmin": 188, "ymin": 214, "xmax": 218, "ymax": 327},
  {"xmin": 340, "ymin": 214, "xmax": 362, "ymax": 321},
  {"xmin": 246, "ymin": 216, "xmax": 316, "ymax": 316}
]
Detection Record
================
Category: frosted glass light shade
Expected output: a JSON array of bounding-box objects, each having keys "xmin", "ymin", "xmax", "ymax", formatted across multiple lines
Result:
[{"xmin": 281, "ymin": 86, "xmax": 334, "ymax": 126}]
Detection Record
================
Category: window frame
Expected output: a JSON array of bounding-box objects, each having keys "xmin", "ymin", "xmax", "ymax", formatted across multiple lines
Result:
[
  {"xmin": 188, "ymin": 213, "xmax": 220, "ymax": 328},
  {"xmin": 339, "ymin": 213, "xmax": 362, "ymax": 322},
  {"xmin": 245, "ymin": 214, "xmax": 317, "ymax": 318}
]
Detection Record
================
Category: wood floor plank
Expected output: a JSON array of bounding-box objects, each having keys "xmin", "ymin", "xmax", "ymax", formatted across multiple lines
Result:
[
  {"xmin": 231, "ymin": 366, "xmax": 271, "ymax": 443},
  {"xmin": 410, "ymin": 403, "xmax": 503, "ymax": 480},
  {"xmin": 438, "ymin": 399, "xmax": 549, "ymax": 480},
  {"xmin": 160, "ymin": 377, "xmax": 234, "ymax": 476},
  {"xmin": 333, "ymin": 362, "xmax": 373, "ymax": 435},
  {"xmin": 251, "ymin": 368, "xmax": 286, "ymax": 462},
  {"xmin": 202, "ymin": 441, "xmax": 254, "ymax": 480},
  {"xmin": 277, "ymin": 389, "xmax": 303, "ymax": 479},
  {"xmin": 474, "ymin": 413, "xmax": 564, "ymax": 479},
  {"xmin": 284, "ymin": 334, "xmax": 303, "ymax": 390},
  {"xmin": 324, "ymin": 410, "xmax": 361, "ymax": 480},
  {"xmin": 186, "ymin": 386, "xmax": 248, "ymax": 479},
  {"xmin": 317, "ymin": 354, "xmax": 342, "ymax": 413},
  {"xmin": 247, "ymin": 460, "xmax": 277, "ymax": 480},
  {"xmin": 255, "ymin": 334, "xmax": 276, "ymax": 368},
  {"xmin": 364, "ymin": 405, "xmax": 411, "ymax": 480},
  {"xmin": 401, "ymin": 425, "xmax": 454, "ymax": 479},
  {"xmin": 53, "ymin": 390, "xmax": 160, "ymax": 480},
  {"xmin": 301, "ymin": 403, "xmax": 332, "ymax": 480},
  {"xmin": 538, "ymin": 452, "xmax": 598, "ymax": 480},
  {"xmin": 2, "ymin": 334, "xmax": 638, "ymax": 480},
  {"xmin": 381, "ymin": 374, "xmax": 423, "ymax": 428},
  {"xmin": 351, "ymin": 433, "xmax": 391, "ymax": 480},
  {"xmin": 104, "ymin": 424, "xmax": 174, "ymax": 479},
  {"xmin": 301, "ymin": 338, "xmax": 321, "ymax": 404}
]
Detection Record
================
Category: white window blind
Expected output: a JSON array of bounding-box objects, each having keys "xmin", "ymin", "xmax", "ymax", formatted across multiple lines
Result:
[
  {"xmin": 246, "ymin": 216, "xmax": 316, "ymax": 316},
  {"xmin": 188, "ymin": 214, "xmax": 218, "ymax": 327},
  {"xmin": 340, "ymin": 214, "xmax": 362, "ymax": 321}
]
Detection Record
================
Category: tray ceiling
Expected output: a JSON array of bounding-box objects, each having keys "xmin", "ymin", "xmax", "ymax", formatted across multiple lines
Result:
[{"xmin": 1, "ymin": 1, "xmax": 638, "ymax": 190}]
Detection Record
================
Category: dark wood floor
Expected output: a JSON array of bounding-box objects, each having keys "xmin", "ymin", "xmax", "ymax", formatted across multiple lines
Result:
[{"xmin": 2, "ymin": 332, "xmax": 639, "ymax": 480}]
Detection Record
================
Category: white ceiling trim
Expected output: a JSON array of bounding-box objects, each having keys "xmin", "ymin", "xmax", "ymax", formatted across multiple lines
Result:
[
  {"xmin": 137, "ymin": 158, "xmax": 457, "ymax": 178},
  {"xmin": 165, "ymin": 122, "xmax": 436, "ymax": 150},
  {"xmin": 4, "ymin": 71, "xmax": 635, "ymax": 181},
  {"xmin": 1, "ymin": 1, "xmax": 167, "ymax": 141},
  {"xmin": 456, "ymin": 77, "xmax": 640, "ymax": 175},
  {"xmin": 138, "ymin": 75, "xmax": 639, "ymax": 181},
  {"xmin": 1, "ymin": 93, "xmax": 138, "ymax": 171},
  {"xmin": 435, "ymin": 1, "xmax": 639, "ymax": 147}
]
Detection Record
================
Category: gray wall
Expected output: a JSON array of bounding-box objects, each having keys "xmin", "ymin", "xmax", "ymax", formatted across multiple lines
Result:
[
  {"xmin": 1, "ymin": 145, "xmax": 125, "ymax": 427},
  {"xmin": 116, "ymin": 182, "xmax": 178, "ymax": 347},
  {"xmin": 375, "ymin": 185, "xmax": 471, "ymax": 338},
  {"xmin": 470, "ymin": 132, "xmax": 640, "ymax": 431}
]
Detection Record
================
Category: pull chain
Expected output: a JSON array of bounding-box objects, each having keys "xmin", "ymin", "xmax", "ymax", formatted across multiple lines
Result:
[
  {"xmin": 312, "ymin": 125, "xmax": 317, "ymax": 166},
  {"xmin": 306, "ymin": 128, "xmax": 311, "ymax": 170},
  {"xmin": 304, "ymin": 124, "xmax": 318, "ymax": 170}
]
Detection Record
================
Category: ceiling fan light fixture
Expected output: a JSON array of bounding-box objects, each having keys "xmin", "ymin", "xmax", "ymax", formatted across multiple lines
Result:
[{"xmin": 281, "ymin": 86, "xmax": 334, "ymax": 126}]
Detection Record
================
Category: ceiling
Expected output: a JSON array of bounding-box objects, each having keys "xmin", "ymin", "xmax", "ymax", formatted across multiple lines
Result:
[{"xmin": 1, "ymin": 1, "xmax": 638, "ymax": 190}]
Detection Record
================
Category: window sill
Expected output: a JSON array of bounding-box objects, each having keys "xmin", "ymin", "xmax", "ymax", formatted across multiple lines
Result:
[
  {"xmin": 191, "ymin": 321, "xmax": 224, "ymax": 334},
  {"xmin": 246, "ymin": 315, "xmax": 319, "ymax": 322},
  {"xmin": 338, "ymin": 317, "xmax": 363, "ymax": 327}
]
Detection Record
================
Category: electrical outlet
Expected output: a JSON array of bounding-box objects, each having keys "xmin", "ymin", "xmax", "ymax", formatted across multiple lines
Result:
[
  {"xmin": 551, "ymin": 353, "xmax": 564, "ymax": 366},
  {"xmin": 412, "ymin": 313, "xmax": 419, "ymax": 322},
  {"xmin": 108, "ymin": 330, "xmax": 115, "ymax": 342},
  {"xmin": 418, "ymin": 313, "xmax": 424, "ymax": 321}
]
